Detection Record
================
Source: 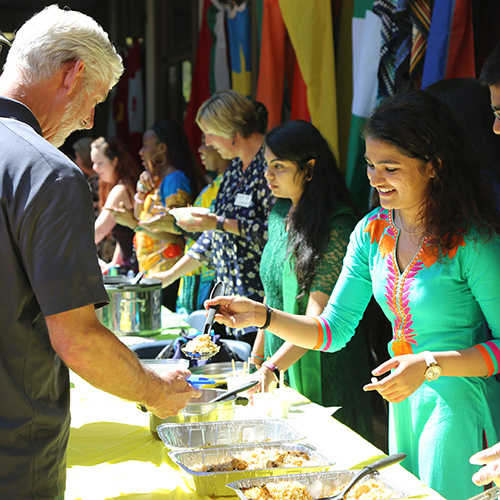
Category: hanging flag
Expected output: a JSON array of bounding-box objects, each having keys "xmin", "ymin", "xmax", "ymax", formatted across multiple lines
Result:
[
  {"xmin": 126, "ymin": 40, "xmax": 144, "ymax": 158},
  {"xmin": 421, "ymin": 0, "xmax": 475, "ymax": 88},
  {"xmin": 345, "ymin": 0, "xmax": 382, "ymax": 212},
  {"xmin": 279, "ymin": 0, "xmax": 339, "ymax": 155},
  {"xmin": 408, "ymin": 0, "xmax": 433, "ymax": 89},
  {"xmin": 183, "ymin": 0, "xmax": 214, "ymax": 160},
  {"xmin": 289, "ymin": 57, "xmax": 310, "ymax": 122},
  {"xmin": 209, "ymin": 0, "xmax": 230, "ymax": 92},
  {"xmin": 335, "ymin": 0, "xmax": 356, "ymax": 171},
  {"xmin": 106, "ymin": 42, "xmax": 143, "ymax": 161},
  {"xmin": 256, "ymin": 0, "xmax": 287, "ymax": 130},
  {"xmin": 226, "ymin": 1, "xmax": 252, "ymax": 97}
]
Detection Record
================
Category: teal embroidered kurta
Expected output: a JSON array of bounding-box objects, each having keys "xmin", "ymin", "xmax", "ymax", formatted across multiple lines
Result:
[{"xmin": 318, "ymin": 207, "xmax": 500, "ymax": 499}]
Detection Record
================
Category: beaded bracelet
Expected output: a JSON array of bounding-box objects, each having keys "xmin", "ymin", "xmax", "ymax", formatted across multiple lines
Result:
[
  {"xmin": 250, "ymin": 352, "xmax": 265, "ymax": 360},
  {"xmin": 134, "ymin": 192, "xmax": 145, "ymax": 204}
]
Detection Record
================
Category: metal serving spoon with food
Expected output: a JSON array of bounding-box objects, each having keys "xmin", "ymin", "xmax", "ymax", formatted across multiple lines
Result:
[{"xmin": 181, "ymin": 281, "xmax": 225, "ymax": 361}]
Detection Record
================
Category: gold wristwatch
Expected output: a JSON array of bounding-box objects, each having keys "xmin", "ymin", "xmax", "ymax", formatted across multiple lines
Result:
[{"xmin": 422, "ymin": 351, "xmax": 442, "ymax": 381}]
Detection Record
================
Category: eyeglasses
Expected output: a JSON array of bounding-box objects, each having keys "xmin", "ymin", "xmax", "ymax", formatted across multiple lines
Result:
[{"xmin": 491, "ymin": 104, "xmax": 500, "ymax": 121}]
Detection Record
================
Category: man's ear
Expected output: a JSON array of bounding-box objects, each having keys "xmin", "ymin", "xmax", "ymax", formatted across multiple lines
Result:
[{"xmin": 63, "ymin": 59, "xmax": 85, "ymax": 96}]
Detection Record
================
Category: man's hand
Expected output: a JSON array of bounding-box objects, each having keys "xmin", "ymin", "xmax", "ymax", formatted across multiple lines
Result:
[
  {"xmin": 46, "ymin": 305, "xmax": 201, "ymax": 417},
  {"xmin": 470, "ymin": 442, "xmax": 500, "ymax": 486},
  {"xmin": 144, "ymin": 368, "xmax": 201, "ymax": 418}
]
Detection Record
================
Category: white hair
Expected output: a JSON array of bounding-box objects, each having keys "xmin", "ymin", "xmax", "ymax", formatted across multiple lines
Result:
[{"xmin": 3, "ymin": 4, "xmax": 123, "ymax": 91}]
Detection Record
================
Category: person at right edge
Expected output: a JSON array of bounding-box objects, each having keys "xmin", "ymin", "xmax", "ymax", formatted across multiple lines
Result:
[
  {"xmin": 0, "ymin": 6, "xmax": 200, "ymax": 500},
  {"xmin": 205, "ymin": 91, "xmax": 500, "ymax": 499},
  {"xmin": 468, "ymin": 40, "xmax": 500, "ymax": 492}
]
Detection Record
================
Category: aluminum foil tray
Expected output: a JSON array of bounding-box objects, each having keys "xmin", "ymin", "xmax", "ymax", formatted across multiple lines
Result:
[
  {"xmin": 227, "ymin": 470, "xmax": 408, "ymax": 500},
  {"xmin": 168, "ymin": 442, "xmax": 333, "ymax": 497},
  {"xmin": 157, "ymin": 419, "xmax": 304, "ymax": 450}
]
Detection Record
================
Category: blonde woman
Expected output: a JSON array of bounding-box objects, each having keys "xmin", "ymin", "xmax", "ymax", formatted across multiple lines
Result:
[{"xmin": 149, "ymin": 90, "xmax": 273, "ymax": 341}]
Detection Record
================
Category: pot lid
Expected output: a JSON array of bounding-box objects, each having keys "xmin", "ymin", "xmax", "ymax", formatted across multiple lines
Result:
[{"xmin": 103, "ymin": 275, "xmax": 162, "ymax": 289}]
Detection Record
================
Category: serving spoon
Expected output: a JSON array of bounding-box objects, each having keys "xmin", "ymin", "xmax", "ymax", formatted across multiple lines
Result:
[
  {"xmin": 181, "ymin": 281, "xmax": 225, "ymax": 360},
  {"xmin": 319, "ymin": 453, "xmax": 406, "ymax": 500}
]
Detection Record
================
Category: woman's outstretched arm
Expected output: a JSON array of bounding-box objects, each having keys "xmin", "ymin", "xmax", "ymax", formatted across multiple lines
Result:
[{"xmin": 206, "ymin": 295, "xmax": 320, "ymax": 349}]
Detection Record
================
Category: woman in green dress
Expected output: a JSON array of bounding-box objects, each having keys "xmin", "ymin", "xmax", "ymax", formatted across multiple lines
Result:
[{"xmin": 250, "ymin": 120, "xmax": 373, "ymax": 439}]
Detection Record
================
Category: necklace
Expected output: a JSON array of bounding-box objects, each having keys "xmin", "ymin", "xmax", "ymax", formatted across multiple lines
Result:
[{"xmin": 397, "ymin": 211, "xmax": 424, "ymax": 236}]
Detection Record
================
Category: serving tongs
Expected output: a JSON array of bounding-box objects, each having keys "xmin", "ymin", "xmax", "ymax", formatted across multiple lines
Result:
[
  {"xmin": 318, "ymin": 453, "xmax": 406, "ymax": 500},
  {"xmin": 181, "ymin": 281, "xmax": 225, "ymax": 360},
  {"xmin": 208, "ymin": 379, "xmax": 259, "ymax": 403}
]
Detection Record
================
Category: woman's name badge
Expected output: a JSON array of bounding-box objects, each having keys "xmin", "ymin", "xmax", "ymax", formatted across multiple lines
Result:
[{"xmin": 234, "ymin": 193, "xmax": 252, "ymax": 207}]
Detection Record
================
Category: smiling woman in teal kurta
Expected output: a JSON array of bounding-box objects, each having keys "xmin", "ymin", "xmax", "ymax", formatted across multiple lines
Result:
[{"xmin": 205, "ymin": 91, "xmax": 500, "ymax": 500}]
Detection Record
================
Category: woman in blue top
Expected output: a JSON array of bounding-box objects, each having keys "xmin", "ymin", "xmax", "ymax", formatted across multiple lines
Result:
[
  {"xmin": 109, "ymin": 119, "xmax": 206, "ymax": 309},
  {"xmin": 205, "ymin": 91, "xmax": 500, "ymax": 499}
]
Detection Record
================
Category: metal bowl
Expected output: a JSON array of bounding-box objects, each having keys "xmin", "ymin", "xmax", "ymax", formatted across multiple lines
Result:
[{"xmin": 149, "ymin": 388, "xmax": 238, "ymax": 438}]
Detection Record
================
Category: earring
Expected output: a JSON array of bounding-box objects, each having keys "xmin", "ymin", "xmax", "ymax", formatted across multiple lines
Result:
[{"xmin": 232, "ymin": 139, "xmax": 235, "ymax": 146}]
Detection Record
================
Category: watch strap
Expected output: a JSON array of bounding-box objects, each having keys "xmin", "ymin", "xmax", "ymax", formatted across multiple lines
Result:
[
  {"xmin": 262, "ymin": 361, "xmax": 280, "ymax": 379},
  {"xmin": 422, "ymin": 351, "xmax": 437, "ymax": 367},
  {"xmin": 216, "ymin": 216, "xmax": 226, "ymax": 231},
  {"xmin": 260, "ymin": 303, "xmax": 272, "ymax": 329}
]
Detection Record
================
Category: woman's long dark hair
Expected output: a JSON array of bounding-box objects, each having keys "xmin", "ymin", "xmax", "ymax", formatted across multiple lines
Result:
[
  {"xmin": 152, "ymin": 119, "xmax": 206, "ymax": 197},
  {"xmin": 363, "ymin": 90, "xmax": 500, "ymax": 254},
  {"xmin": 265, "ymin": 120, "xmax": 355, "ymax": 296}
]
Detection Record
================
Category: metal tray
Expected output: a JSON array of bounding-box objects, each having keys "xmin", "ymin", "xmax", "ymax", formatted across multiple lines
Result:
[
  {"xmin": 168, "ymin": 442, "xmax": 333, "ymax": 497},
  {"xmin": 227, "ymin": 470, "xmax": 408, "ymax": 500},
  {"xmin": 190, "ymin": 361, "xmax": 245, "ymax": 380},
  {"xmin": 157, "ymin": 419, "xmax": 305, "ymax": 450}
]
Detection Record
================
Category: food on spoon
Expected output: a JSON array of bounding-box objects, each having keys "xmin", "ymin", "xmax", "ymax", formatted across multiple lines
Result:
[{"xmin": 184, "ymin": 334, "xmax": 220, "ymax": 355}]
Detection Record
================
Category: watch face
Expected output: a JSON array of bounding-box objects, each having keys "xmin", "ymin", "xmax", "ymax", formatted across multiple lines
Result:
[{"xmin": 425, "ymin": 365, "xmax": 442, "ymax": 381}]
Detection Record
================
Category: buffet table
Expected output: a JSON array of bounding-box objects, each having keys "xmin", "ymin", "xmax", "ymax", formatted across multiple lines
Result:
[
  {"xmin": 66, "ymin": 370, "xmax": 445, "ymax": 500},
  {"xmin": 65, "ymin": 309, "xmax": 445, "ymax": 499}
]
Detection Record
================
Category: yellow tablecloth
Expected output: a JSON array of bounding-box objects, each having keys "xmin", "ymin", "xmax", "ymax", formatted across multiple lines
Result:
[{"xmin": 66, "ymin": 371, "xmax": 445, "ymax": 500}]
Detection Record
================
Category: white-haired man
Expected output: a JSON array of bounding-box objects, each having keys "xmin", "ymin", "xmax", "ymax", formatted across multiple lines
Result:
[{"xmin": 0, "ymin": 5, "xmax": 200, "ymax": 499}]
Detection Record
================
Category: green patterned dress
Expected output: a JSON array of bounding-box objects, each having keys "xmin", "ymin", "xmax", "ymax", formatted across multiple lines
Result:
[{"xmin": 259, "ymin": 199, "xmax": 373, "ymax": 440}]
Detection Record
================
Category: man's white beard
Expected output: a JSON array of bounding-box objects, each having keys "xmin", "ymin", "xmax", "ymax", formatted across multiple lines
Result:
[{"xmin": 51, "ymin": 92, "xmax": 86, "ymax": 148}]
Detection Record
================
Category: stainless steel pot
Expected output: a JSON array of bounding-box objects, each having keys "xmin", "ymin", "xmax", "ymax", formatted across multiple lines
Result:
[
  {"xmin": 150, "ymin": 388, "xmax": 242, "ymax": 438},
  {"xmin": 96, "ymin": 276, "xmax": 163, "ymax": 336}
]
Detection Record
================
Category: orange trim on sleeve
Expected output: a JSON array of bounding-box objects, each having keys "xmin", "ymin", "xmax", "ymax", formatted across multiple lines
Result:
[
  {"xmin": 474, "ymin": 344, "xmax": 495, "ymax": 377},
  {"xmin": 312, "ymin": 317, "xmax": 324, "ymax": 350}
]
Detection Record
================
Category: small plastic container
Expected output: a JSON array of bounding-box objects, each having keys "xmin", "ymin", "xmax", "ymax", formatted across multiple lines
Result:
[
  {"xmin": 252, "ymin": 392, "xmax": 274, "ymax": 416},
  {"xmin": 271, "ymin": 388, "xmax": 293, "ymax": 418}
]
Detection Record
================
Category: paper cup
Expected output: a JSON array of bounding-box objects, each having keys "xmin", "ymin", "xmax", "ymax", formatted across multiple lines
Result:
[
  {"xmin": 252, "ymin": 392, "xmax": 274, "ymax": 416},
  {"xmin": 271, "ymin": 388, "xmax": 292, "ymax": 418}
]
